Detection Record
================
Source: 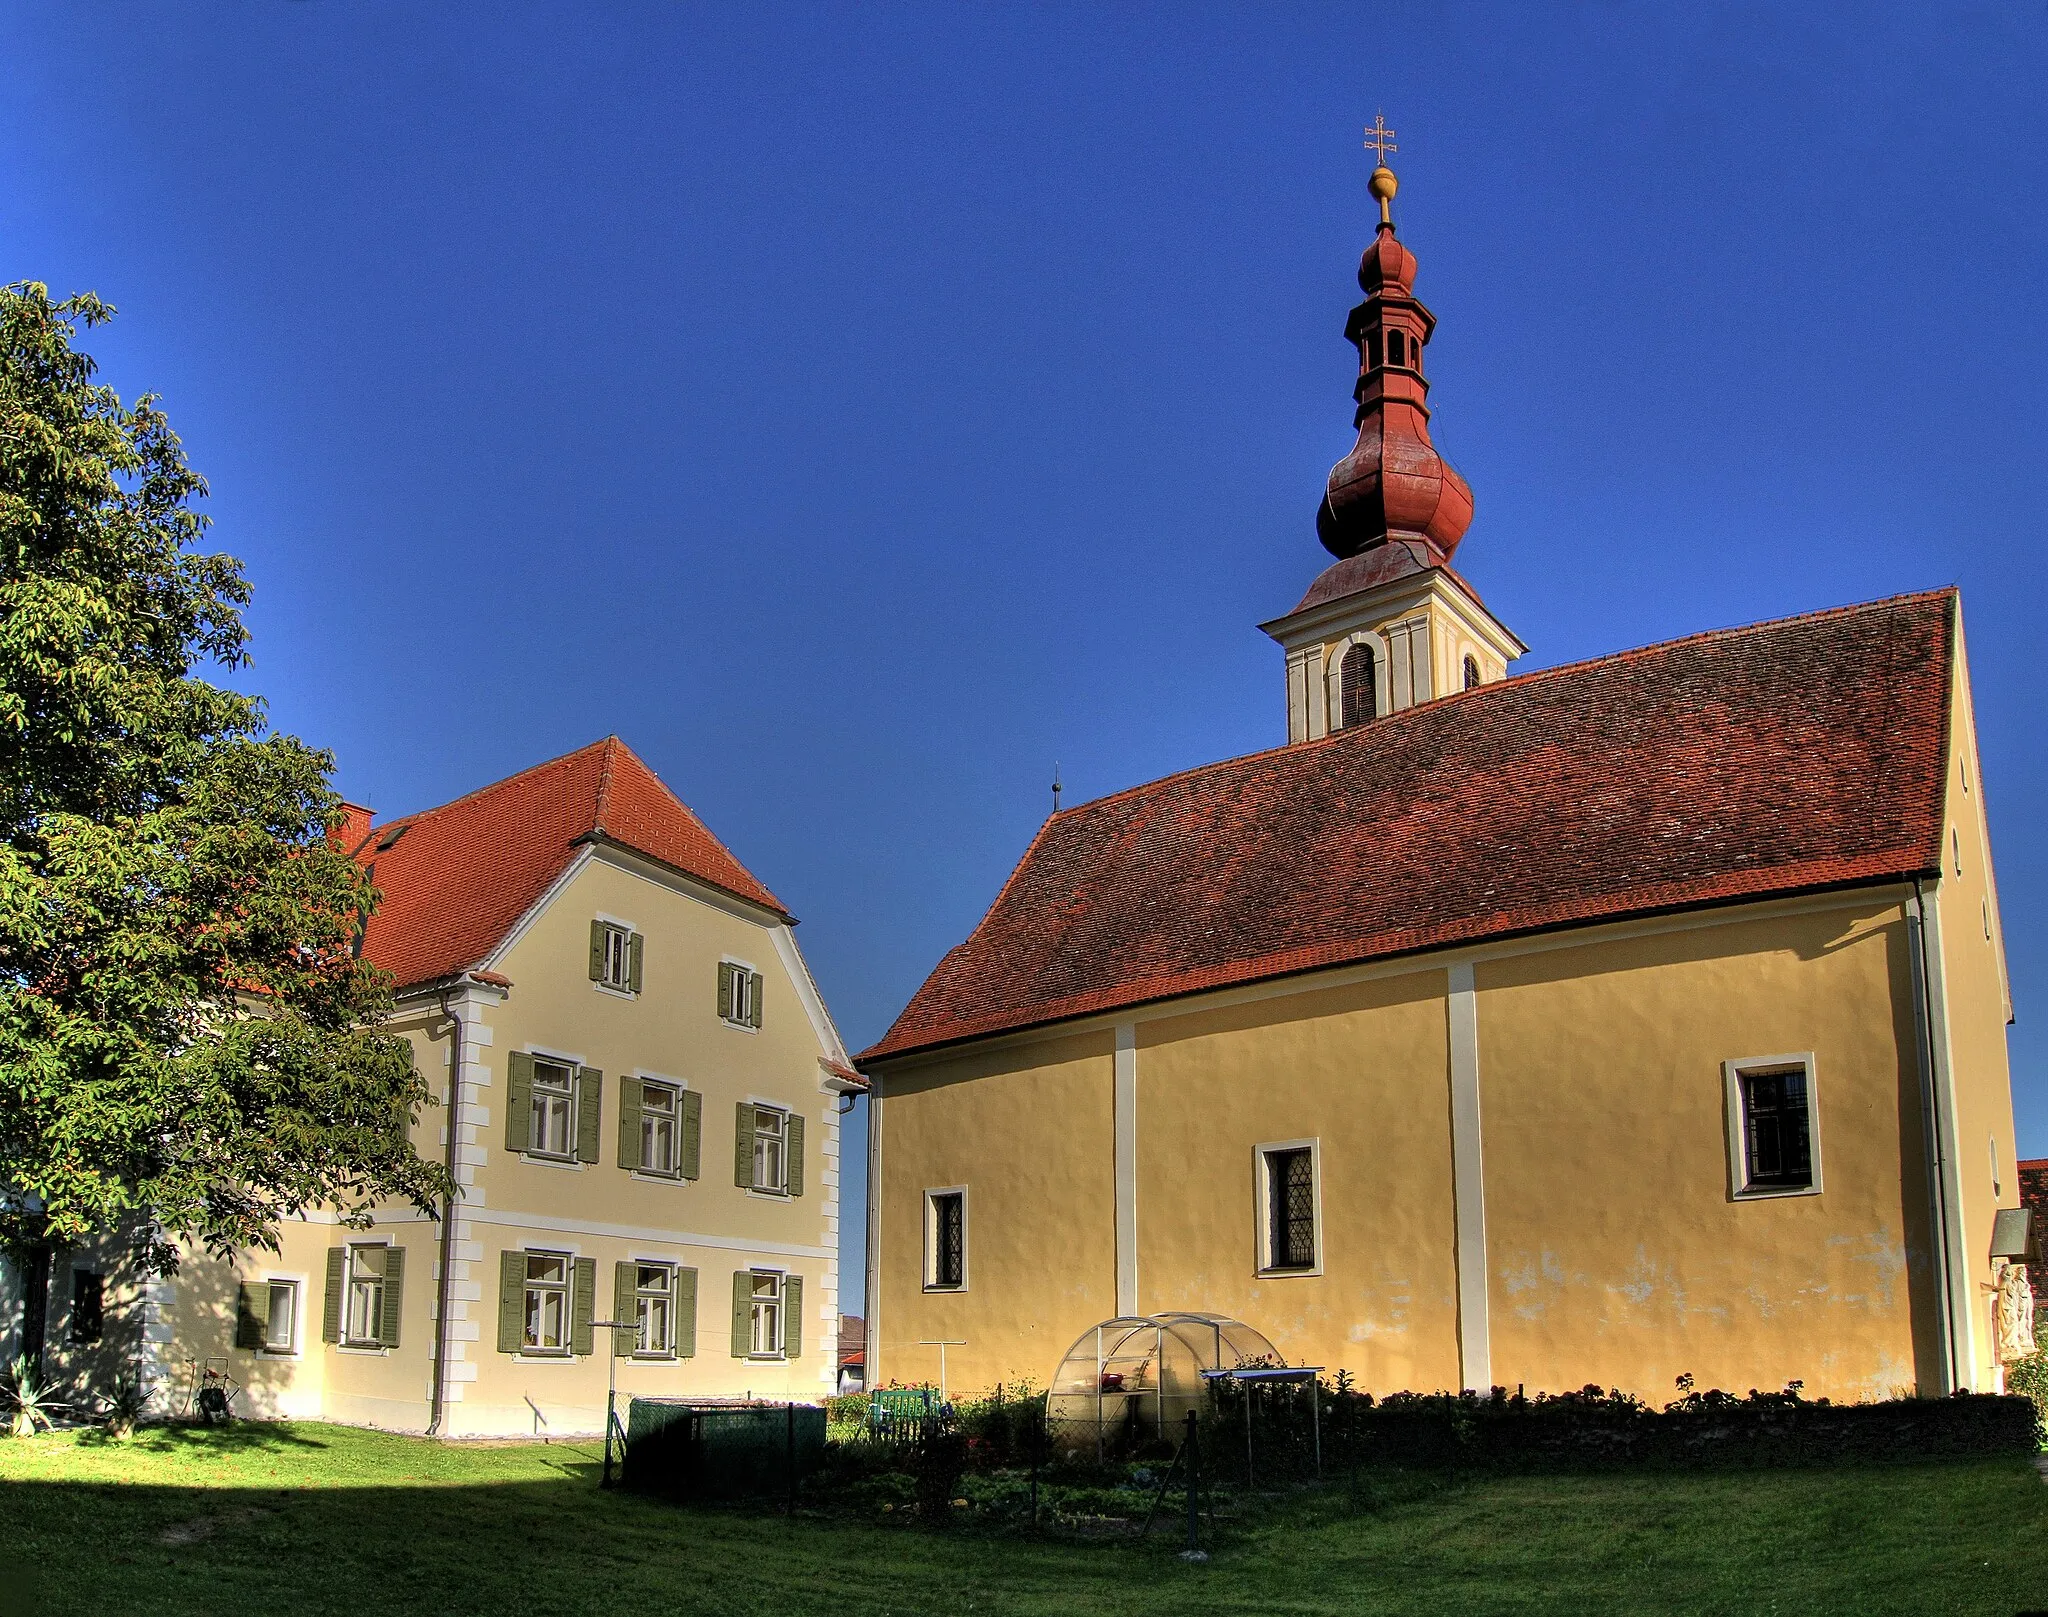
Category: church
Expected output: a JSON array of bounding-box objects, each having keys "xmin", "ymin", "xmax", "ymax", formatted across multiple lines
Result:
[{"xmin": 857, "ymin": 155, "xmax": 2023, "ymax": 1405}]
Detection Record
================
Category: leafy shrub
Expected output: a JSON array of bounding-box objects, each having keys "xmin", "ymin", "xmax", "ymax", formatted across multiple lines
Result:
[{"xmin": 2005, "ymin": 1351, "xmax": 2048, "ymax": 1450}]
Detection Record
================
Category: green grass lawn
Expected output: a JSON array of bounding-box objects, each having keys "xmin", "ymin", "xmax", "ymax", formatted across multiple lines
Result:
[{"xmin": 1, "ymin": 1423, "xmax": 2044, "ymax": 1617}]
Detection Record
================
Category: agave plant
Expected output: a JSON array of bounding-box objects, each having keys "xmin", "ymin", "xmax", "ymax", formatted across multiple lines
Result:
[
  {"xmin": 97, "ymin": 1376, "xmax": 150, "ymax": 1439},
  {"xmin": 4, "ymin": 1355, "xmax": 65, "ymax": 1437}
]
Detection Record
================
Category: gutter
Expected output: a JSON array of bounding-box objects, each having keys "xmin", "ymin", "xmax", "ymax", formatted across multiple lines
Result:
[
  {"xmin": 425, "ymin": 979, "xmax": 476, "ymax": 1436},
  {"xmin": 1908, "ymin": 877, "xmax": 1964, "ymax": 1394}
]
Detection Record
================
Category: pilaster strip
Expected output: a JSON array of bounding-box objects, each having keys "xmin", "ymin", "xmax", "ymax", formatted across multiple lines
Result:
[
  {"xmin": 1114, "ymin": 1023, "xmax": 1138, "ymax": 1317},
  {"xmin": 1447, "ymin": 962, "xmax": 1491, "ymax": 1391}
]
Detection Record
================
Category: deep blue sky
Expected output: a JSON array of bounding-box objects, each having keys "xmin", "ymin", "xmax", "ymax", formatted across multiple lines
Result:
[{"xmin": 8, "ymin": 5, "xmax": 2046, "ymax": 1307}]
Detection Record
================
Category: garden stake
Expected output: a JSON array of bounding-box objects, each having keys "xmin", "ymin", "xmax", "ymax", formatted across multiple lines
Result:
[{"xmin": 1185, "ymin": 1410, "xmax": 1200, "ymax": 1554}]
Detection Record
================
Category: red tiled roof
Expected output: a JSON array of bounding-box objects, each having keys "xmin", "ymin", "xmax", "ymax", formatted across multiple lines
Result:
[
  {"xmin": 863, "ymin": 591, "xmax": 1957, "ymax": 1064},
  {"xmin": 357, "ymin": 737, "xmax": 789, "ymax": 992}
]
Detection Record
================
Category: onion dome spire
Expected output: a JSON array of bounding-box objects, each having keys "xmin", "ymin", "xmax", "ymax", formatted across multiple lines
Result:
[{"xmin": 1316, "ymin": 126, "xmax": 1474, "ymax": 563}]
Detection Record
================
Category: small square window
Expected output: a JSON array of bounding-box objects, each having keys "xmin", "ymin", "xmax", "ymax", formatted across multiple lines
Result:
[
  {"xmin": 597, "ymin": 923, "xmax": 638, "ymax": 992},
  {"xmin": 1724, "ymin": 1056, "xmax": 1821, "ymax": 1198},
  {"xmin": 640, "ymin": 1082, "xmax": 679, "ymax": 1176},
  {"xmin": 720, "ymin": 961, "xmax": 763, "ymax": 1029},
  {"xmin": 70, "ymin": 1271, "xmax": 105, "ymax": 1345},
  {"xmin": 925, "ymin": 1190, "xmax": 967, "ymax": 1291},
  {"xmin": 264, "ymin": 1280, "xmax": 299, "ymax": 1353}
]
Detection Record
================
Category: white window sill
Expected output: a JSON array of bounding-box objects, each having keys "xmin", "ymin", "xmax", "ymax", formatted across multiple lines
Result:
[
  {"xmin": 747, "ymin": 1352, "xmax": 788, "ymax": 1363},
  {"xmin": 1256, "ymin": 1265, "xmax": 1323, "ymax": 1280},
  {"xmin": 629, "ymin": 1352, "xmax": 679, "ymax": 1364},
  {"xmin": 631, "ymin": 1169, "xmax": 687, "ymax": 1186},
  {"xmin": 337, "ymin": 1343, "xmax": 390, "ymax": 1356},
  {"xmin": 593, "ymin": 982, "xmax": 638, "ymax": 1001},
  {"xmin": 1732, "ymin": 1183, "xmax": 1823, "ymax": 1201},
  {"xmin": 747, "ymin": 1186, "xmax": 791, "ymax": 1201},
  {"xmin": 521, "ymin": 1153, "xmax": 587, "ymax": 1172},
  {"xmin": 258, "ymin": 1348, "xmax": 301, "ymax": 1360},
  {"xmin": 720, "ymin": 1020, "xmax": 760, "ymax": 1036},
  {"xmin": 922, "ymin": 1284, "xmax": 967, "ymax": 1295},
  {"xmin": 515, "ymin": 1351, "xmax": 578, "ymax": 1363}
]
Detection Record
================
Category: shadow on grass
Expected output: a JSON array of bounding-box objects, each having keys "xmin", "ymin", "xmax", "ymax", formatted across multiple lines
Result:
[{"xmin": 74, "ymin": 1419, "xmax": 331, "ymax": 1453}]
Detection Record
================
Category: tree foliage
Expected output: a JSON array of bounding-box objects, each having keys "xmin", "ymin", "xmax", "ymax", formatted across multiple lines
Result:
[{"xmin": 0, "ymin": 282, "xmax": 449, "ymax": 1271}]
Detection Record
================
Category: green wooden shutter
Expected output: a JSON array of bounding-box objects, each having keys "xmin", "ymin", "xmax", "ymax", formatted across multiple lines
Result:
[
  {"xmin": 505, "ymin": 1051, "xmax": 535, "ymax": 1153},
  {"xmin": 676, "ymin": 1268, "xmax": 697, "ymax": 1358},
  {"xmin": 589, "ymin": 919, "xmax": 606, "ymax": 980},
  {"xmin": 628, "ymin": 932, "xmax": 644, "ymax": 994},
  {"xmin": 571, "ymin": 1257, "xmax": 596, "ymax": 1356},
  {"xmin": 717, "ymin": 961, "xmax": 733, "ymax": 1021},
  {"xmin": 236, "ymin": 1284, "xmax": 265, "ymax": 1350},
  {"xmin": 617, "ymin": 1079, "xmax": 643, "ymax": 1173},
  {"xmin": 785, "ymin": 1112, "xmax": 805, "ymax": 1198},
  {"xmin": 576, "ymin": 1067, "xmax": 603, "ymax": 1164},
  {"xmin": 378, "ymin": 1246, "xmax": 406, "ymax": 1348},
  {"xmin": 614, "ymin": 1261, "xmax": 637, "ymax": 1350},
  {"xmin": 734, "ymin": 1102, "xmax": 754, "ymax": 1188},
  {"xmin": 322, "ymin": 1249, "xmax": 345, "ymax": 1344},
  {"xmin": 730, "ymin": 1271, "xmax": 751, "ymax": 1357},
  {"xmin": 498, "ymin": 1251, "xmax": 526, "ymax": 1354},
  {"xmin": 680, "ymin": 1089, "xmax": 702, "ymax": 1180},
  {"xmin": 782, "ymin": 1274, "xmax": 803, "ymax": 1360},
  {"xmin": 748, "ymin": 971, "xmax": 764, "ymax": 1029}
]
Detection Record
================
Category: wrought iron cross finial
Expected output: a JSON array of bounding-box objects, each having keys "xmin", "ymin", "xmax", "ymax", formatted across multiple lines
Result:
[{"xmin": 1363, "ymin": 113, "xmax": 1398, "ymax": 167}]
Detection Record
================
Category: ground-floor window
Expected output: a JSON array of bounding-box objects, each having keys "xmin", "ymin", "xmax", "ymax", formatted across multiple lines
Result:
[
  {"xmin": 70, "ymin": 1271, "xmax": 104, "ymax": 1345},
  {"xmin": 525, "ymin": 1252, "xmax": 571, "ymax": 1353},
  {"xmin": 750, "ymin": 1270, "xmax": 782, "ymax": 1356},
  {"xmin": 1259, "ymin": 1142, "xmax": 1319, "ymax": 1273},
  {"xmin": 344, "ymin": 1246, "xmax": 388, "ymax": 1346},
  {"xmin": 635, "ymin": 1263, "xmax": 674, "ymax": 1356},
  {"xmin": 264, "ymin": 1280, "xmax": 298, "ymax": 1351},
  {"xmin": 1724, "ymin": 1055, "xmax": 1820, "ymax": 1197}
]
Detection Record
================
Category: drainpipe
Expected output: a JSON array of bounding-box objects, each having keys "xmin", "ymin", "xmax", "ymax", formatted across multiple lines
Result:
[
  {"xmin": 426, "ymin": 983, "xmax": 468, "ymax": 1436},
  {"xmin": 1908, "ymin": 879, "xmax": 1963, "ymax": 1394}
]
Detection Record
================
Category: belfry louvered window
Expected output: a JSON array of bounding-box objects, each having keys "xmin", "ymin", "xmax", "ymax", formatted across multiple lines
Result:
[
  {"xmin": 1266, "ymin": 1148, "xmax": 1316, "ymax": 1271},
  {"xmin": 1340, "ymin": 642, "xmax": 1377, "ymax": 729}
]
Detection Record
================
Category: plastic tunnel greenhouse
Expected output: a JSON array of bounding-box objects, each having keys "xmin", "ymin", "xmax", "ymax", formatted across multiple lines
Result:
[{"xmin": 1046, "ymin": 1313, "xmax": 1283, "ymax": 1455}]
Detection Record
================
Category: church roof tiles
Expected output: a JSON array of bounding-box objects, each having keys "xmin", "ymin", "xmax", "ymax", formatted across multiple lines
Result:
[
  {"xmin": 354, "ymin": 736, "xmax": 789, "ymax": 992},
  {"xmin": 861, "ymin": 590, "xmax": 1958, "ymax": 1064}
]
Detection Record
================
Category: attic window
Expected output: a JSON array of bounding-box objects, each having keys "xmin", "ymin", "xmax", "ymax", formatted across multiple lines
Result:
[
  {"xmin": 1463, "ymin": 655, "xmax": 1481, "ymax": 691},
  {"xmin": 375, "ymin": 824, "xmax": 409, "ymax": 851}
]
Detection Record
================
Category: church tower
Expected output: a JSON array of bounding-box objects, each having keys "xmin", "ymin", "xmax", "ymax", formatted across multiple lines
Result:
[{"xmin": 1261, "ymin": 135, "xmax": 1525, "ymax": 743}]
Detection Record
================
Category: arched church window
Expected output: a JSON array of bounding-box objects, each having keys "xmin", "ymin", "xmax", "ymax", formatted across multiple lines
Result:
[
  {"xmin": 1340, "ymin": 642, "xmax": 1377, "ymax": 729},
  {"xmin": 1463, "ymin": 654, "xmax": 1481, "ymax": 691}
]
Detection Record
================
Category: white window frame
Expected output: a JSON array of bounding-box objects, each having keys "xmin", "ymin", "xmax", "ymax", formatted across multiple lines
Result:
[
  {"xmin": 749, "ymin": 1268, "xmax": 784, "ymax": 1359},
  {"xmin": 522, "ymin": 1249, "xmax": 574, "ymax": 1356},
  {"xmin": 341, "ymin": 1243, "xmax": 389, "ymax": 1349},
  {"xmin": 1254, "ymin": 1138, "xmax": 1323, "ymax": 1277},
  {"xmin": 261, "ymin": 1276, "xmax": 302, "ymax": 1356},
  {"xmin": 722, "ymin": 958, "xmax": 761, "ymax": 1031},
  {"xmin": 633, "ymin": 1260, "xmax": 677, "ymax": 1359},
  {"xmin": 528, "ymin": 1056, "xmax": 578, "ymax": 1161},
  {"xmin": 1722, "ymin": 1053, "xmax": 1823, "ymax": 1201},
  {"xmin": 923, "ymin": 1186, "xmax": 969, "ymax": 1293},
  {"xmin": 638, "ymin": 1078, "xmax": 681, "ymax": 1177},
  {"xmin": 597, "ymin": 920, "xmax": 635, "ymax": 994},
  {"xmin": 750, "ymin": 1102, "xmax": 789, "ymax": 1195}
]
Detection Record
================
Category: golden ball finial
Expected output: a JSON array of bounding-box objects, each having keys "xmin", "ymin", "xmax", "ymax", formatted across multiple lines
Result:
[{"xmin": 1369, "ymin": 164, "xmax": 1398, "ymax": 226}]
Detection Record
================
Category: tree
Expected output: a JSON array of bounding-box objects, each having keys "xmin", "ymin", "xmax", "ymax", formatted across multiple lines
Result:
[{"xmin": 0, "ymin": 283, "xmax": 449, "ymax": 1353}]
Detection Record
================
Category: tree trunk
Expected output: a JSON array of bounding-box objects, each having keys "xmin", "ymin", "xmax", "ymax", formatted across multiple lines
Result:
[{"xmin": 19, "ymin": 1245, "xmax": 51, "ymax": 1374}]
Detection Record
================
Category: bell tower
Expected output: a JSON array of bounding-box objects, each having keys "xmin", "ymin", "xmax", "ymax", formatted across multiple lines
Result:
[{"xmin": 1261, "ymin": 124, "xmax": 1524, "ymax": 744}]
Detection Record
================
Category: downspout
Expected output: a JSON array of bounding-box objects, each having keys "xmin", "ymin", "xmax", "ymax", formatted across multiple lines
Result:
[
  {"xmin": 426, "ymin": 985, "xmax": 467, "ymax": 1436},
  {"xmin": 1908, "ymin": 878, "xmax": 1963, "ymax": 1394}
]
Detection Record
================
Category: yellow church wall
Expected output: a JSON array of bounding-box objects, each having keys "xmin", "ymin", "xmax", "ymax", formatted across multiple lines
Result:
[
  {"xmin": 1932, "ymin": 620, "xmax": 2021, "ymax": 1390},
  {"xmin": 1476, "ymin": 900, "xmax": 1936, "ymax": 1404},
  {"xmin": 1134, "ymin": 972, "xmax": 1462, "ymax": 1392},
  {"xmin": 874, "ymin": 1029, "xmax": 1116, "ymax": 1395}
]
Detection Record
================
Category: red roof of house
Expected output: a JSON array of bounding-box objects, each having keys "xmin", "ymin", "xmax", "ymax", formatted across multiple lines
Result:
[
  {"xmin": 356, "ymin": 737, "xmax": 789, "ymax": 992},
  {"xmin": 863, "ymin": 591, "xmax": 1958, "ymax": 1064}
]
